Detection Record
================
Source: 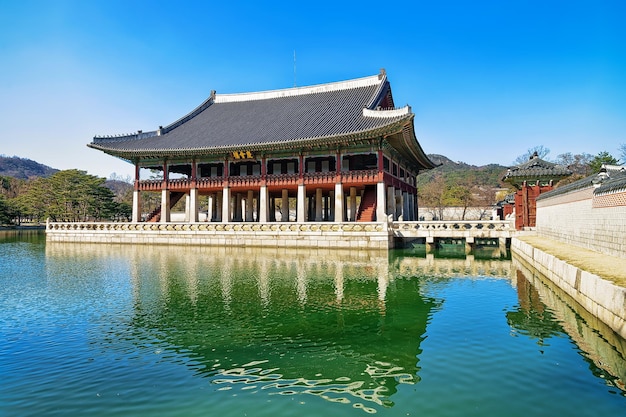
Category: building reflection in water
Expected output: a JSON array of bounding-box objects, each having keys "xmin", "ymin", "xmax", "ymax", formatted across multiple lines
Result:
[
  {"xmin": 46, "ymin": 243, "xmax": 436, "ymax": 411},
  {"xmin": 43, "ymin": 242, "xmax": 626, "ymax": 409},
  {"xmin": 511, "ymin": 256, "xmax": 626, "ymax": 393}
]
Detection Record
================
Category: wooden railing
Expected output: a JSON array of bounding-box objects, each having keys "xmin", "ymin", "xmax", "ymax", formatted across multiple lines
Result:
[{"xmin": 135, "ymin": 169, "xmax": 386, "ymax": 191}]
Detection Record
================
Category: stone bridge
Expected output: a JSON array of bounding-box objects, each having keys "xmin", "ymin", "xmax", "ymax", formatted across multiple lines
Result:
[{"xmin": 390, "ymin": 220, "xmax": 516, "ymax": 252}]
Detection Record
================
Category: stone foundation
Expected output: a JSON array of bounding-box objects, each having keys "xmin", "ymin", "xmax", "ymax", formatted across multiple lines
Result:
[
  {"xmin": 46, "ymin": 221, "xmax": 393, "ymax": 250},
  {"xmin": 511, "ymin": 238, "xmax": 626, "ymax": 339}
]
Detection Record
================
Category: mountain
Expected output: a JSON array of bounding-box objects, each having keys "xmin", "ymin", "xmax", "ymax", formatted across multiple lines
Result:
[
  {"xmin": 0, "ymin": 155, "xmax": 58, "ymax": 179},
  {"xmin": 416, "ymin": 154, "xmax": 510, "ymax": 188},
  {"xmin": 105, "ymin": 179, "xmax": 133, "ymax": 201}
]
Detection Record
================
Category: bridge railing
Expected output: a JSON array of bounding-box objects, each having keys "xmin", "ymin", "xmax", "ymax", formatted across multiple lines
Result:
[{"xmin": 391, "ymin": 220, "xmax": 515, "ymax": 237}]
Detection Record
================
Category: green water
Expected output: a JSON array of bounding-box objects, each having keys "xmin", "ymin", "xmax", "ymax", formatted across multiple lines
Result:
[{"xmin": 1, "ymin": 231, "xmax": 625, "ymax": 416}]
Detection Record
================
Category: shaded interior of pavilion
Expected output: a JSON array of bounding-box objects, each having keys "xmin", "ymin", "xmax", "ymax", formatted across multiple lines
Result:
[{"xmin": 133, "ymin": 151, "xmax": 421, "ymax": 224}]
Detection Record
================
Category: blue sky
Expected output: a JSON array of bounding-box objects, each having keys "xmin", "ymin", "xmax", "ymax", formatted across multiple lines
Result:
[{"xmin": 1, "ymin": 0, "xmax": 624, "ymax": 179}]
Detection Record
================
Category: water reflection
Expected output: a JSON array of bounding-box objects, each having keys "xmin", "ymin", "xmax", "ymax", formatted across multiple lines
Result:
[
  {"xmin": 512, "ymin": 255, "xmax": 626, "ymax": 393},
  {"xmin": 45, "ymin": 243, "xmax": 437, "ymax": 411},
  {"xmin": 41, "ymin": 241, "xmax": 626, "ymax": 413}
]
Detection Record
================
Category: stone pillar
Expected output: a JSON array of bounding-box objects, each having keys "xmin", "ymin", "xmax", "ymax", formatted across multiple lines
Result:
[
  {"xmin": 234, "ymin": 193, "xmax": 243, "ymax": 222},
  {"xmin": 376, "ymin": 182, "xmax": 386, "ymax": 222},
  {"xmin": 410, "ymin": 193, "xmax": 417, "ymax": 221},
  {"xmin": 270, "ymin": 196, "xmax": 276, "ymax": 221},
  {"xmin": 281, "ymin": 189, "xmax": 289, "ymax": 222},
  {"xmin": 426, "ymin": 236, "xmax": 435, "ymax": 253},
  {"xmin": 499, "ymin": 237, "xmax": 507, "ymax": 256},
  {"xmin": 132, "ymin": 163, "xmax": 141, "ymax": 222},
  {"xmin": 207, "ymin": 194, "xmax": 214, "ymax": 222},
  {"xmin": 395, "ymin": 190, "xmax": 403, "ymax": 220},
  {"xmin": 334, "ymin": 183, "xmax": 343, "ymax": 222},
  {"xmin": 246, "ymin": 190, "xmax": 254, "ymax": 221},
  {"xmin": 465, "ymin": 237, "xmax": 474, "ymax": 254},
  {"xmin": 189, "ymin": 188, "xmax": 199, "ymax": 222},
  {"xmin": 221, "ymin": 186, "xmax": 230, "ymax": 222},
  {"xmin": 215, "ymin": 192, "xmax": 222, "ymax": 222},
  {"xmin": 349, "ymin": 187, "xmax": 357, "ymax": 221},
  {"xmin": 259, "ymin": 185, "xmax": 269, "ymax": 223},
  {"xmin": 297, "ymin": 184, "xmax": 306, "ymax": 222},
  {"xmin": 132, "ymin": 190, "xmax": 141, "ymax": 222},
  {"xmin": 387, "ymin": 186, "xmax": 395, "ymax": 221},
  {"xmin": 160, "ymin": 189, "xmax": 170, "ymax": 223},
  {"xmin": 184, "ymin": 194, "xmax": 190, "ymax": 222},
  {"xmin": 402, "ymin": 191, "xmax": 409, "ymax": 221},
  {"xmin": 315, "ymin": 188, "xmax": 323, "ymax": 221}
]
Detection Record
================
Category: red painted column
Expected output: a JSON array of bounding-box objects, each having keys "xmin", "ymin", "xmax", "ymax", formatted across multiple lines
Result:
[
  {"xmin": 336, "ymin": 150, "xmax": 342, "ymax": 182},
  {"xmin": 377, "ymin": 149, "xmax": 385, "ymax": 182},
  {"xmin": 162, "ymin": 161, "xmax": 168, "ymax": 189},
  {"xmin": 191, "ymin": 159, "xmax": 197, "ymax": 187},
  {"xmin": 134, "ymin": 163, "xmax": 140, "ymax": 191}
]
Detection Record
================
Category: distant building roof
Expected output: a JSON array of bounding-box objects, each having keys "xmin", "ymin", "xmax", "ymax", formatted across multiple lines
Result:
[
  {"xmin": 502, "ymin": 152, "xmax": 572, "ymax": 187},
  {"xmin": 88, "ymin": 70, "xmax": 437, "ymax": 171},
  {"xmin": 537, "ymin": 164, "xmax": 626, "ymax": 200}
]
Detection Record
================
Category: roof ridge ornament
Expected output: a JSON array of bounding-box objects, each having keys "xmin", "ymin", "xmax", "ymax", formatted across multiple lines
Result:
[
  {"xmin": 213, "ymin": 73, "xmax": 383, "ymax": 103},
  {"xmin": 362, "ymin": 106, "xmax": 411, "ymax": 118}
]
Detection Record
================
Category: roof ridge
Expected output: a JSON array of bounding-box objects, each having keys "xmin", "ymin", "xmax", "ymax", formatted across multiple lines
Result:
[{"xmin": 213, "ymin": 73, "xmax": 383, "ymax": 103}]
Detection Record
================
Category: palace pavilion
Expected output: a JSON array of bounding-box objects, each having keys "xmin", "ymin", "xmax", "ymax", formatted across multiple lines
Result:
[{"xmin": 88, "ymin": 69, "xmax": 437, "ymax": 224}]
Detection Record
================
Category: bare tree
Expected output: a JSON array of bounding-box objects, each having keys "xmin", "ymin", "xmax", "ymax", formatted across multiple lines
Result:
[{"xmin": 514, "ymin": 146, "xmax": 551, "ymax": 165}]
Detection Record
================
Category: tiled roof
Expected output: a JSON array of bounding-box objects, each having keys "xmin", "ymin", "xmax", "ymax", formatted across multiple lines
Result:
[
  {"xmin": 503, "ymin": 153, "xmax": 572, "ymax": 183},
  {"xmin": 88, "ymin": 71, "xmax": 435, "ymax": 169},
  {"xmin": 537, "ymin": 165, "xmax": 626, "ymax": 200}
]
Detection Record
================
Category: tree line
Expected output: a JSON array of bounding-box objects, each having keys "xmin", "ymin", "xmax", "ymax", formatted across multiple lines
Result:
[
  {"xmin": 417, "ymin": 148, "xmax": 623, "ymax": 221},
  {"xmin": 0, "ymin": 169, "xmax": 132, "ymax": 225},
  {"xmin": 0, "ymin": 147, "xmax": 623, "ymax": 226}
]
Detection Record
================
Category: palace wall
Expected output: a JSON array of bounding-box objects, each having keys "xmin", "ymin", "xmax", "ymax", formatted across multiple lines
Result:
[{"xmin": 535, "ymin": 186, "xmax": 626, "ymax": 259}]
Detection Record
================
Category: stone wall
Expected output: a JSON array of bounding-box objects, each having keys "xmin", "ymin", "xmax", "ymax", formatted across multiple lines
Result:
[
  {"xmin": 46, "ymin": 221, "xmax": 393, "ymax": 250},
  {"xmin": 536, "ymin": 186, "xmax": 626, "ymax": 259},
  {"xmin": 512, "ymin": 238, "xmax": 626, "ymax": 339}
]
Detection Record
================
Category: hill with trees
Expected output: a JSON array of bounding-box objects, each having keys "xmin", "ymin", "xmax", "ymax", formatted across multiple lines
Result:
[
  {"xmin": 417, "ymin": 154, "xmax": 508, "ymax": 189},
  {"xmin": 0, "ymin": 155, "xmax": 58, "ymax": 179},
  {"xmin": 416, "ymin": 154, "xmax": 510, "ymax": 220}
]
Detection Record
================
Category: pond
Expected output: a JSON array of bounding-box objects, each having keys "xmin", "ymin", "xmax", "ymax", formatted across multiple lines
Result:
[{"xmin": 1, "ymin": 230, "xmax": 625, "ymax": 416}]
